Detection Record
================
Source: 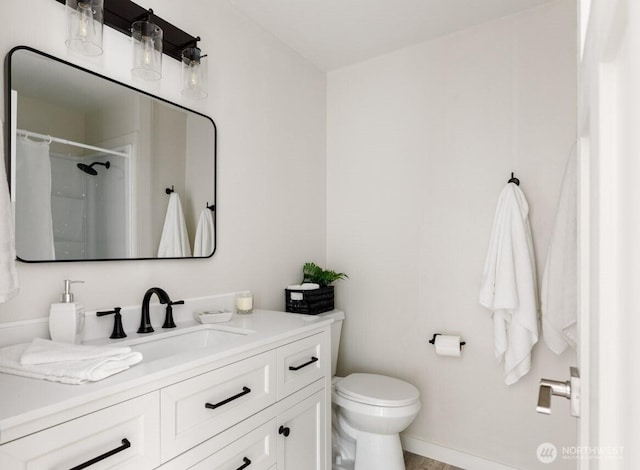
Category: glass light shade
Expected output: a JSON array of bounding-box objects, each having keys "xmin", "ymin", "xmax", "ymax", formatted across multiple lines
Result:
[
  {"xmin": 65, "ymin": 0, "xmax": 104, "ymax": 56},
  {"xmin": 181, "ymin": 47, "xmax": 208, "ymax": 99},
  {"xmin": 131, "ymin": 20, "xmax": 163, "ymax": 81}
]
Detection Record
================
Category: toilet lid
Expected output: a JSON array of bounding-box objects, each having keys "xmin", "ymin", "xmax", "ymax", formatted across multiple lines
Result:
[{"xmin": 335, "ymin": 373, "xmax": 419, "ymax": 407}]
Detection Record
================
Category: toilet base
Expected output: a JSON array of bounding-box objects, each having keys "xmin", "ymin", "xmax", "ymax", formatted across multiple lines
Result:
[{"xmin": 353, "ymin": 431, "xmax": 405, "ymax": 470}]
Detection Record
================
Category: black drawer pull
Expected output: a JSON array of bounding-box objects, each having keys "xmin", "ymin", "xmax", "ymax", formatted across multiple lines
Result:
[
  {"xmin": 205, "ymin": 386, "xmax": 251, "ymax": 410},
  {"xmin": 237, "ymin": 456, "xmax": 252, "ymax": 470},
  {"xmin": 288, "ymin": 356, "xmax": 318, "ymax": 371},
  {"xmin": 69, "ymin": 438, "xmax": 131, "ymax": 470},
  {"xmin": 279, "ymin": 425, "xmax": 290, "ymax": 437}
]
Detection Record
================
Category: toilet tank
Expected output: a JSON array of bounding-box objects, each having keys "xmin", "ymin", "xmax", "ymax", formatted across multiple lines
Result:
[{"xmin": 315, "ymin": 310, "xmax": 344, "ymax": 376}]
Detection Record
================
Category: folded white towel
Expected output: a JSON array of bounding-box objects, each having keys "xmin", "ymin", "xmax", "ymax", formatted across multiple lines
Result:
[
  {"xmin": 158, "ymin": 192, "xmax": 192, "ymax": 258},
  {"xmin": 19, "ymin": 337, "xmax": 134, "ymax": 365},
  {"xmin": 479, "ymin": 183, "xmax": 539, "ymax": 385},
  {"xmin": 0, "ymin": 340, "xmax": 142, "ymax": 385},
  {"xmin": 541, "ymin": 148, "xmax": 577, "ymax": 354},
  {"xmin": 193, "ymin": 208, "xmax": 214, "ymax": 257},
  {"xmin": 286, "ymin": 283, "xmax": 321, "ymax": 290}
]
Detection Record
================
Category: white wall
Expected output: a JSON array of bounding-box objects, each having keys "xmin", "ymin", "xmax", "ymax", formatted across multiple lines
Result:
[
  {"xmin": 327, "ymin": 1, "xmax": 577, "ymax": 469},
  {"xmin": 0, "ymin": 0, "xmax": 327, "ymax": 320}
]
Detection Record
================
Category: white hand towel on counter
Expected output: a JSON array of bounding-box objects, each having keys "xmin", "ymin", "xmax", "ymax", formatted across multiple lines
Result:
[
  {"xmin": 158, "ymin": 192, "xmax": 192, "ymax": 258},
  {"xmin": 19, "ymin": 337, "xmax": 134, "ymax": 365},
  {"xmin": 0, "ymin": 128, "xmax": 18, "ymax": 302},
  {"xmin": 479, "ymin": 183, "xmax": 539, "ymax": 385},
  {"xmin": 541, "ymin": 148, "xmax": 577, "ymax": 354},
  {"xmin": 193, "ymin": 208, "xmax": 214, "ymax": 257},
  {"xmin": 0, "ymin": 339, "xmax": 142, "ymax": 385}
]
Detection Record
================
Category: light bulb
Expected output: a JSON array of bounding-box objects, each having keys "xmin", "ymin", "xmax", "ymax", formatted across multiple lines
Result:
[
  {"xmin": 142, "ymin": 36, "xmax": 155, "ymax": 66},
  {"xmin": 76, "ymin": 1, "xmax": 93, "ymax": 39},
  {"xmin": 187, "ymin": 60, "xmax": 200, "ymax": 89}
]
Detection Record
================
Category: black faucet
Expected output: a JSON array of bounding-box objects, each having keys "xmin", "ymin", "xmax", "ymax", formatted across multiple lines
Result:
[{"xmin": 138, "ymin": 287, "xmax": 184, "ymax": 333}]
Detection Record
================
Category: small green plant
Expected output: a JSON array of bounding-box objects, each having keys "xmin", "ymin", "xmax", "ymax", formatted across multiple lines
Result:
[{"xmin": 301, "ymin": 262, "xmax": 348, "ymax": 287}]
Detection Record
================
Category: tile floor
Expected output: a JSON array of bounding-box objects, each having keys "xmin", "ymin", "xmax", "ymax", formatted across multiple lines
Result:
[{"xmin": 403, "ymin": 451, "xmax": 463, "ymax": 470}]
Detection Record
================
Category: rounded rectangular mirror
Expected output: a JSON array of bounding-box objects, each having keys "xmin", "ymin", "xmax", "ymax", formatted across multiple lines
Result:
[{"xmin": 6, "ymin": 46, "xmax": 216, "ymax": 262}]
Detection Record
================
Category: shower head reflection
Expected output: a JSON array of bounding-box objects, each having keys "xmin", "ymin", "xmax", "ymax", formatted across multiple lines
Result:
[{"xmin": 77, "ymin": 161, "xmax": 110, "ymax": 175}]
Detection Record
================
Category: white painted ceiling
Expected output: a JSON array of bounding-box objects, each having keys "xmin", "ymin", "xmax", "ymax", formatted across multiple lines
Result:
[{"xmin": 229, "ymin": 0, "xmax": 555, "ymax": 71}]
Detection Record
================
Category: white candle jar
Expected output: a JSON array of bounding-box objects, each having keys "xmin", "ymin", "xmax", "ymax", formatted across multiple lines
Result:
[{"xmin": 235, "ymin": 291, "xmax": 254, "ymax": 314}]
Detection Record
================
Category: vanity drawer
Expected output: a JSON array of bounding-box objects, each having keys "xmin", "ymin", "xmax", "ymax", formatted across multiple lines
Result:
[
  {"xmin": 161, "ymin": 419, "xmax": 277, "ymax": 470},
  {"xmin": 191, "ymin": 419, "xmax": 276, "ymax": 470},
  {"xmin": 160, "ymin": 351, "xmax": 277, "ymax": 461},
  {"xmin": 0, "ymin": 392, "xmax": 160, "ymax": 469},
  {"xmin": 277, "ymin": 333, "xmax": 325, "ymax": 400}
]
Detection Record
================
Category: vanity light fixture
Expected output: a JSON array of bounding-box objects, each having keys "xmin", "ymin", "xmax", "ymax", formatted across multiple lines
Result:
[
  {"xmin": 131, "ymin": 9, "xmax": 163, "ymax": 81},
  {"xmin": 181, "ymin": 37, "xmax": 208, "ymax": 99},
  {"xmin": 65, "ymin": 0, "xmax": 104, "ymax": 56}
]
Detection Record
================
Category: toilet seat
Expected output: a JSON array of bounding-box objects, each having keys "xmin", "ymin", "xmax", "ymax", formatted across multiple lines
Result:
[{"xmin": 335, "ymin": 373, "xmax": 419, "ymax": 407}]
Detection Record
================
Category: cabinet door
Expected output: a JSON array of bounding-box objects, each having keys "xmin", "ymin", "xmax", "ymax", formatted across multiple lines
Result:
[
  {"xmin": 277, "ymin": 390, "xmax": 325, "ymax": 470},
  {"xmin": 0, "ymin": 392, "xmax": 160, "ymax": 469}
]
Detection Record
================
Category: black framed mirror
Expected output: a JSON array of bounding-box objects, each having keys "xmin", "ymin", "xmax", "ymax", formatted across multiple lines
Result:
[{"xmin": 6, "ymin": 46, "xmax": 216, "ymax": 262}]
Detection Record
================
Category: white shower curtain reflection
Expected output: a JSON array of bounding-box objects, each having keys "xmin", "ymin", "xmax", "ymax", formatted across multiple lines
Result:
[{"xmin": 16, "ymin": 138, "xmax": 55, "ymax": 260}]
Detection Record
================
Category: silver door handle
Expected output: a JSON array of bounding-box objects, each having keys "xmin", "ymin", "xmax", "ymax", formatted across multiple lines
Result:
[{"xmin": 537, "ymin": 367, "xmax": 580, "ymax": 417}]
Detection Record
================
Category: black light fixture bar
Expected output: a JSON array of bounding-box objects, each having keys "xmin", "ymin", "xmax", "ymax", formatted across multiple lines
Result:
[{"xmin": 54, "ymin": 0, "xmax": 198, "ymax": 61}]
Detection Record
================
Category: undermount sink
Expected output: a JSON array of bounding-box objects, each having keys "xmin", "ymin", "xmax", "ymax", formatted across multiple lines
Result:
[{"xmin": 104, "ymin": 325, "xmax": 253, "ymax": 363}]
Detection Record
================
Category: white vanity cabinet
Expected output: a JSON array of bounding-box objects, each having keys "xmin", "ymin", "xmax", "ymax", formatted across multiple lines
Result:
[
  {"xmin": 0, "ymin": 319, "xmax": 331, "ymax": 470},
  {"xmin": 159, "ymin": 331, "xmax": 329, "ymax": 469}
]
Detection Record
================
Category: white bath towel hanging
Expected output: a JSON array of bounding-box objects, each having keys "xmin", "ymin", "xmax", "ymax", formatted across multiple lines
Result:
[
  {"xmin": 15, "ymin": 136, "xmax": 56, "ymax": 261},
  {"xmin": 158, "ymin": 192, "xmax": 192, "ymax": 257},
  {"xmin": 193, "ymin": 208, "xmax": 214, "ymax": 257},
  {"xmin": 541, "ymin": 148, "xmax": 577, "ymax": 354},
  {"xmin": 0, "ymin": 129, "xmax": 18, "ymax": 302},
  {"xmin": 479, "ymin": 183, "xmax": 539, "ymax": 385}
]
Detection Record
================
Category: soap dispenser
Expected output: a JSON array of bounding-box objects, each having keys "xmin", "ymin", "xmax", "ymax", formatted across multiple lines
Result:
[{"xmin": 49, "ymin": 280, "xmax": 85, "ymax": 344}]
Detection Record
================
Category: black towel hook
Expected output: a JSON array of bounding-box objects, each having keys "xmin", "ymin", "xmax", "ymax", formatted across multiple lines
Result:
[
  {"xmin": 165, "ymin": 185, "xmax": 175, "ymax": 195},
  {"xmin": 508, "ymin": 172, "xmax": 520, "ymax": 186},
  {"xmin": 206, "ymin": 202, "xmax": 215, "ymax": 211}
]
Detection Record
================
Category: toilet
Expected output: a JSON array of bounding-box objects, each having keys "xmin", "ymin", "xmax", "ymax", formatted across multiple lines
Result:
[{"xmin": 315, "ymin": 310, "xmax": 421, "ymax": 470}]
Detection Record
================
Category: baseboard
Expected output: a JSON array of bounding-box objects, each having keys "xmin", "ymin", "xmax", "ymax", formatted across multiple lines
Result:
[{"xmin": 401, "ymin": 434, "xmax": 517, "ymax": 470}]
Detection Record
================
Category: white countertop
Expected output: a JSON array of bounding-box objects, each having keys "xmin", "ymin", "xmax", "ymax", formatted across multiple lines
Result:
[{"xmin": 0, "ymin": 309, "xmax": 333, "ymax": 444}]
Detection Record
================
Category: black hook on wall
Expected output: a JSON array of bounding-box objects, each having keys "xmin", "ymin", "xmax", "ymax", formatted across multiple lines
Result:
[
  {"xmin": 131, "ymin": 7, "xmax": 153, "ymax": 23},
  {"xmin": 206, "ymin": 202, "xmax": 215, "ymax": 211},
  {"xmin": 508, "ymin": 172, "xmax": 520, "ymax": 185},
  {"xmin": 165, "ymin": 185, "xmax": 175, "ymax": 195}
]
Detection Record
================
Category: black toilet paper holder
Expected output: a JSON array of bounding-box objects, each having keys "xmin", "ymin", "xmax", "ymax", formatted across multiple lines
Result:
[{"xmin": 428, "ymin": 333, "xmax": 466, "ymax": 350}]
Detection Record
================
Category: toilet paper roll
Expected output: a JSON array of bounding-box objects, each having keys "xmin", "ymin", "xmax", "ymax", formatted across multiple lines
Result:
[{"xmin": 434, "ymin": 335, "xmax": 462, "ymax": 357}]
